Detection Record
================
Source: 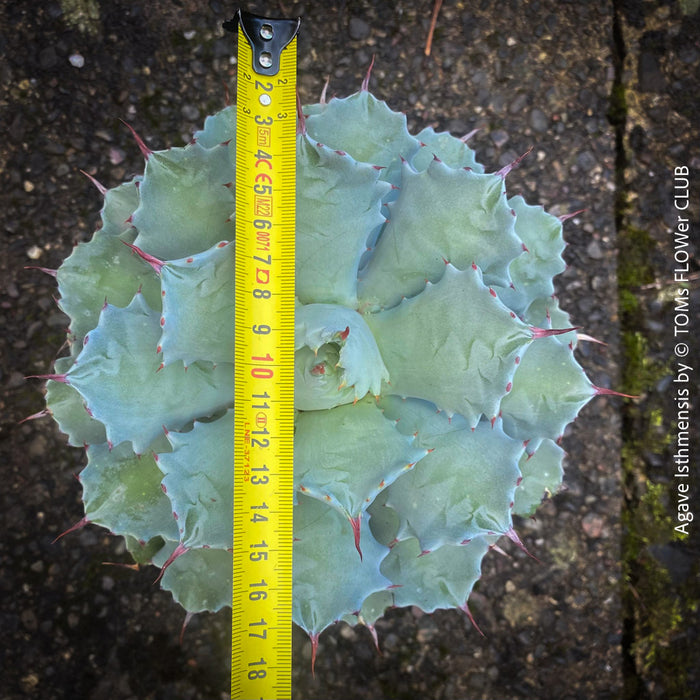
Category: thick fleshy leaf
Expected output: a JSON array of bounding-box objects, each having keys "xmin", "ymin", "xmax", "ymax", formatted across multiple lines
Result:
[
  {"xmin": 46, "ymin": 356, "xmax": 107, "ymax": 446},
  {"xmin": 66, "ymin": 293, "xmax": 234, "ymax": 453},
  {"xmin": 293, "ymin": 493, "xmax": 390, "ymax": 637},
  {"xmin": 380, "ymin": 536, "xmax": 491, "ymax": 613},
  {"xmin": 513, "ymin": 439, "xmax": 565, "ymax": 517},
  {"xmin": 57, "ymin": 229, "xmax": 161, "ymax": 341},
  {"xmin": 124, "ymin": 534, "xmax": 168, "ymax": 566},
  {"xmin": 304, "ymin": 90, "xmax": 420, "ymax": 186},
  {"xmin": 341, "ymin": 589, "xmax": 394, "ymax": 629},
  {"xmin": 378, "ymin": 419, "xmax": 522, "ymax": 550},
  {"xmin": 295, "ymin": 303, "xmax": 389, "ymax": 410},
  {"xmin": 156, "ymin": 410, "xmax": 233, "ymax": 550},
  {"xmin": 99, "ymin": 178, "xmax": 141, "ymax": 237},
  {"xmin": 159, "ymin": 546, "xmax": 233, "ymax": 613},
  {"xmin": 359, "ymin": 160, "xmax": 522, "ymax": 309},
  {"xmin": 42, "ymin": 89, "xmax": 604, "ymax": 633},
  {"xmin": 500, "ymin": 335, "xmax": 594, "ymax": 443},
  {"xmin": 296, "ymin": 136, "xmax": 391, "ymax": 306},
  {"xmin": 524, "ymin": 295, "xmax": 578, "ymax": 347},
  {"xmin": 494, "ymin": 195, "xmax": 566, "ymax": 315},
  {"xmin": 411, "ymin": 127, "xmax": 483, "ymax": 172},
  {"xmin": 294, "ymin": 396, "xmax": 426, "ymax": 520},
  {"xmin": 81, "ymin": 441, "xmax": 179, "ymax": 541},
  {"xmin": 193, "ymin": 104, "xmax": 237, "ymax": 147},
  {"xmin": 131, "ymin": 141, "xmax": 235, "ymax": 260},
  {"xmin": 378, "ymin": 394, "xmax": 470, "ymax": 445},
  {"xmin": 366, "ymin": 264, "xmax": 532, "ymax": 424},
  {"xmin": 158, "ymin": 241, "xmax": 235, "ymax": 367}
]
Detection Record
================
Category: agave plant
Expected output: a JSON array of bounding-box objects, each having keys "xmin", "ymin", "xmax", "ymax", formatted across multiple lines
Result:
[{"xmin": 33, "ymin": 69, "xmax": 622, "ymax": 663}]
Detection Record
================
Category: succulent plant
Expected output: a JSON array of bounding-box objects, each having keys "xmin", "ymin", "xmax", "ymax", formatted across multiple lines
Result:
[{"xmin": 35, "ymin": 73, "xmax": 619, "ymax": 663}]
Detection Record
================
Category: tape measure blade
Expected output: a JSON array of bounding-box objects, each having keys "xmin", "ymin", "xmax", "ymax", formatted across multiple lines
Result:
[{"xmin": 231, "ymin": 16, "xmax": 296, "ymax": 700}]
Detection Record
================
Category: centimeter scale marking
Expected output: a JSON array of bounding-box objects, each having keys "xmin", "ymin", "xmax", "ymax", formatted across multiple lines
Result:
[{"xmin": 229, "ymin": 11, "xmax": 299, "ymax": 700}]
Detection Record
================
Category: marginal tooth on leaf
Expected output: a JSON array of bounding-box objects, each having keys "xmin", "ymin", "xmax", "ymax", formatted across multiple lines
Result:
[
  {"xmin": 559, "ymin": 208, "xmax": 586, "ymax": 223},
  {"xmin": 309, "ymin": 632, "xmax": 320, "ymax": 678},
  {"xmin": 26, "ymin": 373, "xmax": 69, "ymax": 384},
  {"xmin": 101, "ymin": 560, "xmax": 140, "ymax": 571},
  {"xmin": 18, "ymin": 408, "xmax": 51, "ymax": 424},
  {"xmin": 120, "ymin": 119, "xmax": 153, "ymax": 160},
  {"xmin": 366, "ymin": 623, "xmax": 382, "ymax": 655},
  {"xmin": 578, "ymin": 333, "xmax": 607, "ymax": 345},
  {"xmin": 529, "ymin": 326, "xmax": 580, "ymax": 339},
  {"xmin": 460, "ymin": 127, "xmax": 480, "ymax": 143},
  {"xmin": 593, "ymin": 386, "xmax": 639, "ymax": 399},
  {"xmin": 361, "ymin": 54, "xmax": 375, "ymax": 91},
  {"xmin": 459, "ymin": 600, "xmax": 485, "ymax": 637},
  {"xmin": 179, "ymin": 611, "xmax": 195, "ymax": 645},
  {"xmin": 52, "ymin": 516, "xmax": 89, "ymax": 543},
  {"xmin": 320, "ymin": 75, "xmax": 330, "ymax": 104},
  {"xmin": 496, "ymin": 145, "xmax": 533, "ymax": 178},
  {"xmin": 79, "ymin": 169, "xmax": 108, "ymax": 196},
  {"xmin": 121, "ymin": 240, "xmax": 165, "ymax": 274},
  {"xmin": 154, "ymin": 542, "xmax": 189, "ymax": 584},
  {"xmin": 504, "ymin": 527, "xmax": 541, "ymax": 563},
  {"xmin": 349, "ymin": 514, "xmax": 363, "ymax": 560}
]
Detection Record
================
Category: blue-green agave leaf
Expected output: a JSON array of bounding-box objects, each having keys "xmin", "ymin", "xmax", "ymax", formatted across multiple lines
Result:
[
  {"xmin": 156, "ymin": 410, "xmax": 233, "ymax": 550},
  {"xmin": 131, "ymin": 141, "xmax": 235, "ymax": 260},
  {"xmin": 66, "ymin": 293, "xmax": 234, "ymax": 453},
  {"xmin": 359, "ymin": 160, "xmax": 522, "ymax": 309},
  {"xmin": 296, "ymin": 136, "xmax": 391, "ymax": 307},
  {"xmin": 81, "ymin": 441, "xmax": 179, "ymax": 541},
  {"xmin": 293, "ymin": 492, "xmax": 390, "ymax": 637}
]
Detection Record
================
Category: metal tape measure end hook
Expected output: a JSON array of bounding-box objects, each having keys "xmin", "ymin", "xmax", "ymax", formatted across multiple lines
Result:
[{"xmin": 224, "ymin": 9, "xmax": 300, "ymax": 77}]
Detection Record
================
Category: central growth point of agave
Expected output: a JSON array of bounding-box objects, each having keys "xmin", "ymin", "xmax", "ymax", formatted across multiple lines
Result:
[{"xmin": 41, "ymin": 75, "xmax": 612, "ymax": 660}]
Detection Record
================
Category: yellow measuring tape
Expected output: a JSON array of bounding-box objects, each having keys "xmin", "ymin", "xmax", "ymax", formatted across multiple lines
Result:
[{"xmin": 229, "ymin": 10, "xmax": 299, "ymax": 700}]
